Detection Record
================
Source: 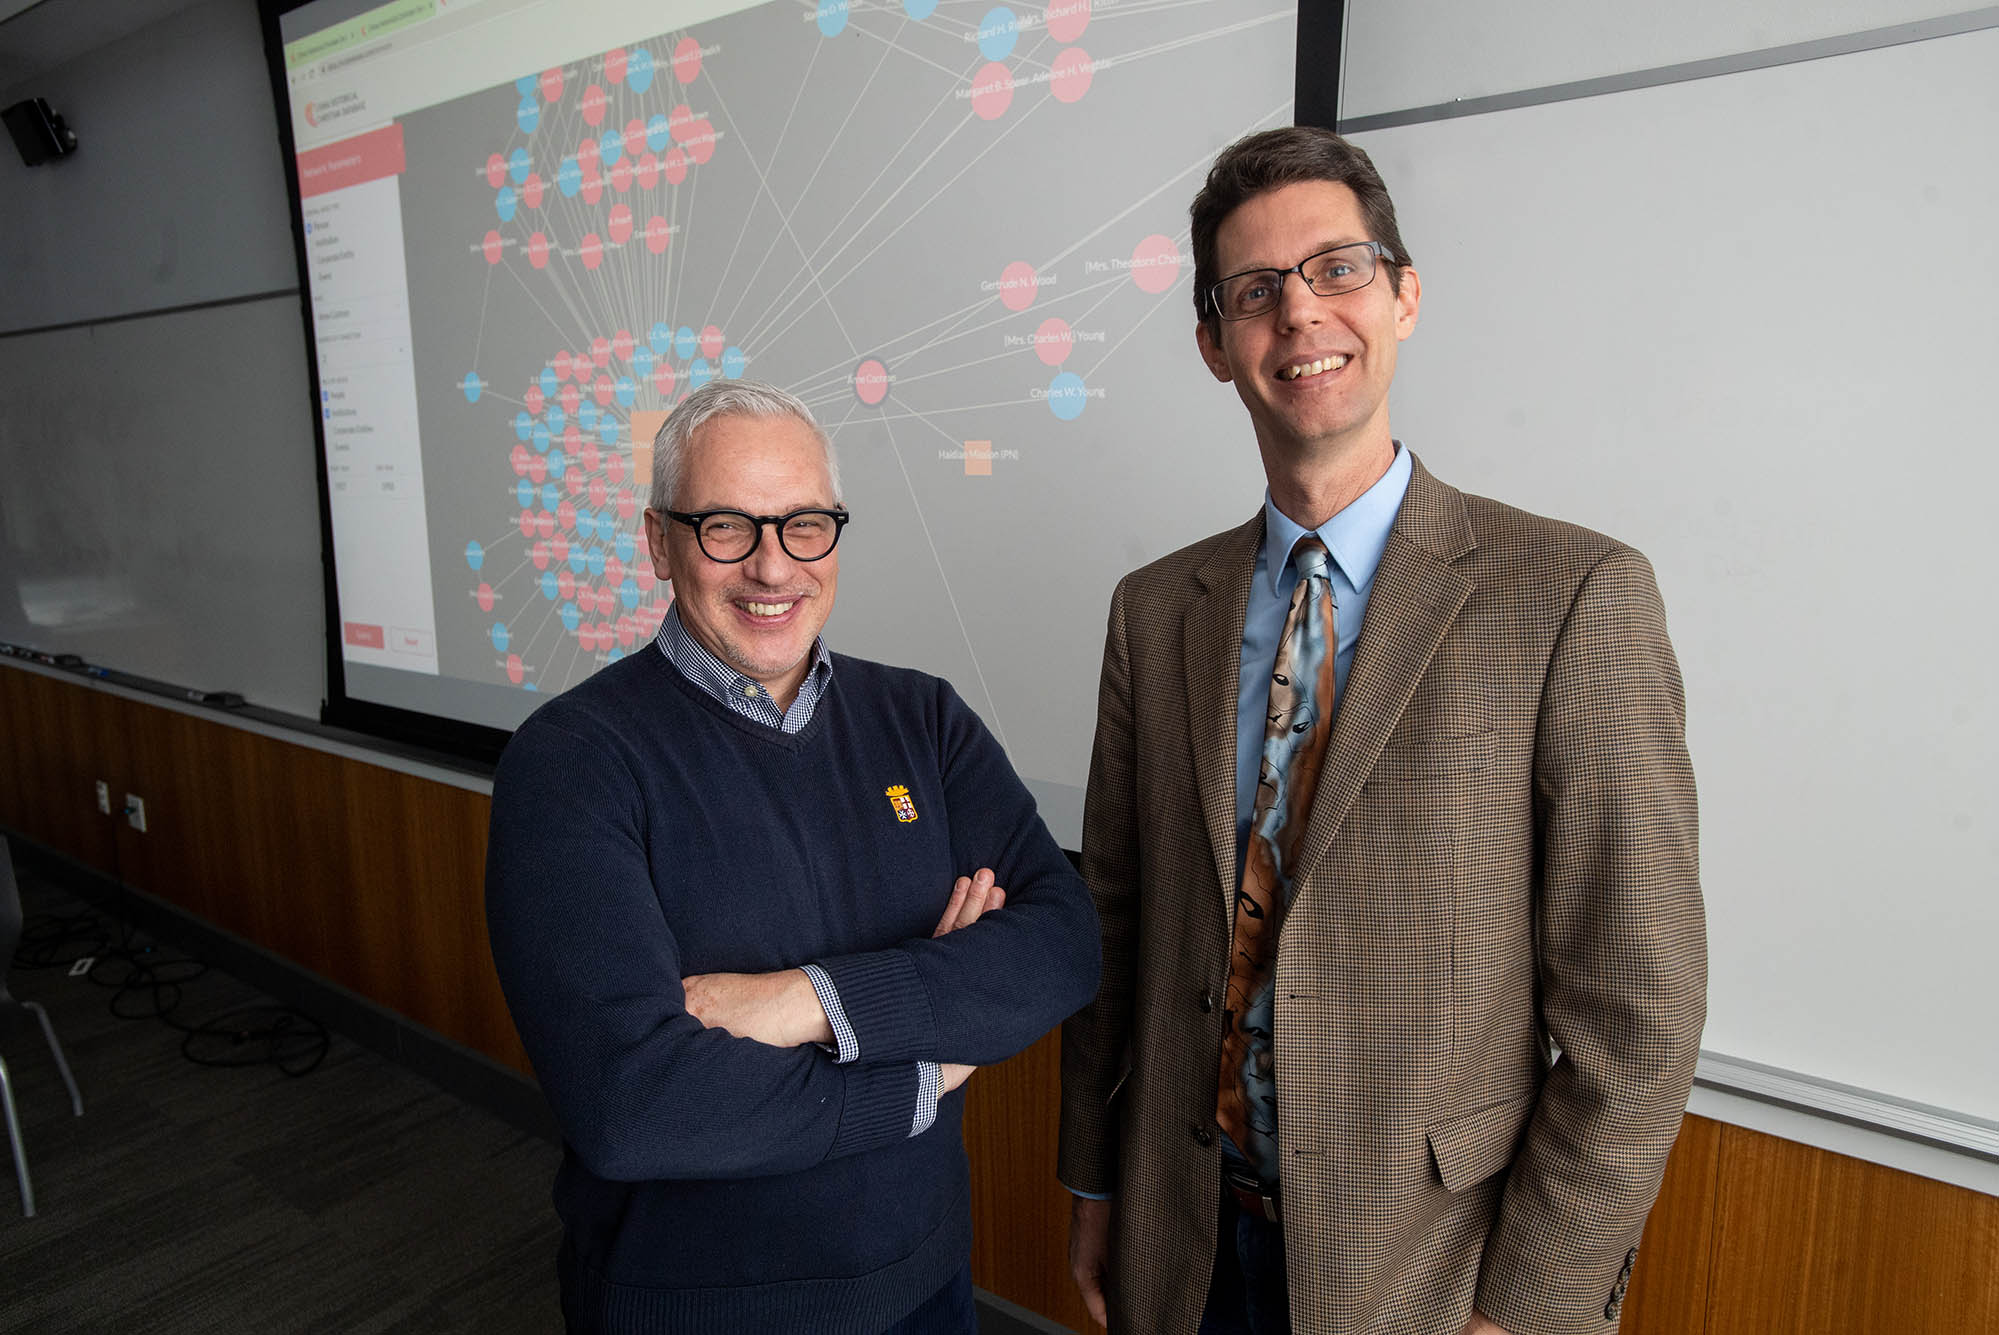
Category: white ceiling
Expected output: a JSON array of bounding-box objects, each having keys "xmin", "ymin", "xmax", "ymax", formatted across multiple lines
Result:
[{"xmin": 0, "ymin": 0, "xmax": 210, "ymax": 96}]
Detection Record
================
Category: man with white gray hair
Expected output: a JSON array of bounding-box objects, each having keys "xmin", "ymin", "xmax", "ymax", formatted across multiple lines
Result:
[{"xmin": 486, "ymin": 378, "xmax": 1099, "ymax": 1334}]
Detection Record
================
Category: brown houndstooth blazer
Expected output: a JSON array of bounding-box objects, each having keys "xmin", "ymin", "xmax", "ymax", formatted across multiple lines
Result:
[{"xmin": 1057, "ymin": 455, "xmax": 1706, "ymax": 1335}]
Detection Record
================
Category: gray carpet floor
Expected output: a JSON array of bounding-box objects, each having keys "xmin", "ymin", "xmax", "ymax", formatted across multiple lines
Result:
[{"xmin": 0, "ymin": 866, "xmax": 565, "ymax": 1334}]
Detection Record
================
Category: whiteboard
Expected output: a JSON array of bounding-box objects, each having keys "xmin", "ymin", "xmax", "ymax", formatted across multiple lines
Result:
[{"xmin": 1352, "ymin": 25, "xmax": 1999, "ymax": 1124}]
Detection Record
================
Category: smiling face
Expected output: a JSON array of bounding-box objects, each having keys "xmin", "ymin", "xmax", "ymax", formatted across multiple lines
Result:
[
  {"xmin": 642, "ymin": 411, "xmax": 839, "ymax": 708},
  {"xmin": 1195, "ymin": 179, "xmax": 1421, "ymax": 477}
]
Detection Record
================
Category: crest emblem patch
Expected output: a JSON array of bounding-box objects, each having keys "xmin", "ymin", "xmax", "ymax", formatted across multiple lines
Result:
[{"xmin": 885, "ymin": 785, "xmax": 918, "ymax": 823}]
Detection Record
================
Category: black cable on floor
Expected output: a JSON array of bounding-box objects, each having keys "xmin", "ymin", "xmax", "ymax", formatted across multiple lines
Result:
[{"xmin": 13, "ymin": 906, "xmax": 331, "ymax": 1077}]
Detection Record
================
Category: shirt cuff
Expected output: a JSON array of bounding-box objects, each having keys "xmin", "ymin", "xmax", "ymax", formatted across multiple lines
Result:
[
  {"xmin": 910, "ymin": 1061, "xmax": 943, "ymax": 1137},
  {"xmin": 1065, "ymin": 1185, "xmax": 1112, "ymax": 1200},
  {"xmin": 799, "ymin": 963, "xmax": 859, "ymax": 1063}
]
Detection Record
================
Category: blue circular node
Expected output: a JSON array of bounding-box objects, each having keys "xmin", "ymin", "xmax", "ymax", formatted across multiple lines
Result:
[
  {"xmin": 1048, "ymin": 370, "xmax": 1088, "ymax": 421},
  {"xmin": 568, "ymin": 546, "xmax": 589, "ymax": 574},
  {"xmin": 646, "ymin": 114, "xmax": 672, "ymax": 154},
  {"xmin": 557, "ymin": 156, "xmax": 582, "ymax": 197},
  {"xmin": 816, "ymin": 0, "xmax": 849, "ymax": 36},
  {"xmin": 576, "ymin": 510, "xmax": 598, "ymax": 541},
  {"xmin": 615, "ymin": 532, "xmax": 636, "ymax": 562},
  {"xmin": 977, "ymin": 6, "xmax": 1018, "ymax": 60},
  {"xmin": 508, "ymin": 148, "xmax": 530, "ymax": 183},
  {"xmin": 547, "ymin": 451, "xmax": 566, "ymax": 480},
  {"xmin": 631, "ymin": 347, "xmax": 653, "ymax": 379},
  {"xmin": 649, "ymin": 321, "xmax": 673, "ymax": 353},
  {"xmin": 516, "ymin": 98, "xmax": 539, "ymax": 134},
  {"xmin": 606, "ymin": 647, "xmax": 624, "ymax": 663},
  {"xmin": 541, "ymin": 482, "xmax": 560, "ymax": 510},
  {"xmin": 560, "ymin": 602, "xmax": 581, "ymax": 631},
  {"xmin": 515, "ymin": 479, "xmax": 534, "ymax": 508},
  {"xmin": 615, "ymin": 375, "xmax": 637, "ymax": 408},
  {"xmin": 688, "ymin": 359, "xmax": 713, "ymax": 391},
  {"xmin": 465, "ymin": 540, "xmax": 484, "ymax": 570},
  {"xmin": 599, "ymin": 128, "xmax": 624, "ymax": 166},
  {"xmin": 515, "ymin": 74, "xmax": 536, "ymax": 96},
  {"xmin": 539, "ymin": 366, "xmax": 559, "ymax": 399},
  {"xmin": 545, "ymin": 406, "xmax": 566, "ymax": 433},
  {"xmin": 587, "ymin": 547, "xmax": 607, "ymax": 577},
  {"xmin": 579, "ymin": 401, "xmax": 600, "ymax": 431},
  {"xmin": 531, "ymin": 423, "xmax": 551, "ymax": 454},
  {"xmin": 598, "ymin": 418, "xmax": 620, "ymax": 445},
  {"xmin": 462, "ymin": 372, "xmax": 481, "ymax": 403},
  {"xmin": 523, "ymin": 682, "xmax": 538, "ymax": 692},
  {"xmin": 620, "ymin": 579, "xmax": 641, "ymax": 610},
  {"xmin": 675, "ymin": 326, "xmax": 697, "ymax": 359},
  {"xmin": 541, "ymin": 571, "xmax": 560, "ymax": 601},
  {"xmin": 514, "ymin": 410, "xmax": 533, "ymax": 441},
  {"xmin": 496, "ymin": 186, "xmax": 517, "ymax": 222},
  {"xmin": 722, "ymin": 346, "xmax": 746, "ymax": 378},
  {"xmin": 905, "ymin": 0, "xmax": 937, "ymax": 15},
  {"xmin": 490, "ymin": 622, "xmax": 510, "ymax": 651},
  {"xmin": 627, "ymin": 47, "xmax": 655, "ymax": 93}
]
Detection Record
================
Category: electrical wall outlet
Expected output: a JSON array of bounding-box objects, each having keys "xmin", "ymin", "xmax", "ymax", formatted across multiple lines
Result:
[
  {"xmin": 96, "ymin": 780, "xmax": 111, "ymax": 814},
  {"xmin": 125, "ymin": 794, "xmax": 147, "ymax": 833}
]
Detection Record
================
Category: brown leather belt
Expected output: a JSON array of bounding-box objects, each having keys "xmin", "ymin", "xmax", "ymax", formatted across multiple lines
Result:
[{"xmin": 1223, "ymin": 1168, "xmax": 1281, "ymax": 1225}]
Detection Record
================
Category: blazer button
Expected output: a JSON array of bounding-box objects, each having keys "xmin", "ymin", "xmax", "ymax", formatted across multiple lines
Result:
[
  {"xmin": 1192, "ymin": 1126, "xmax": 1214, "ymax": 1148},
  {"xmin": 1200, "ymin": 989, "xmax": 1215, "ymax": 1014}
]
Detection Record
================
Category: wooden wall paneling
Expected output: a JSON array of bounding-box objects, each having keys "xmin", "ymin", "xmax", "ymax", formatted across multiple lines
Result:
[
  {"xmin": 0, "ymin": 668, "xmax": 124, "ymax": 873},
  {"xmin": 1618, "ymin": 1113, "xmax": 1721, "ymax": 1335},
  {"xmin": 963, "ymin": 1028, "xmax": 1100, "ymax": 1333},
  {"xmin": 1706, "ymin": 1123, "xmax": 1999, "ymax": 1335}
]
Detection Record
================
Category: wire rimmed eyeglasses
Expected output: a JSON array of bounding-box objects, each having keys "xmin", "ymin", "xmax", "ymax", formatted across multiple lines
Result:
[
  {"xmin": 1204, "ymin": 241, "xmax": 1392, "ymax": 321},
  {"xmin": 661, "ymin": 507, "xmax": 850, "ymax": 563}
]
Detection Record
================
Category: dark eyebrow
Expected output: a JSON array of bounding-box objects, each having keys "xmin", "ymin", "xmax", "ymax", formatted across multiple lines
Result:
[{"xmin": 1228, "ymin": 239, "xmax": 1368, "ymax": 272}]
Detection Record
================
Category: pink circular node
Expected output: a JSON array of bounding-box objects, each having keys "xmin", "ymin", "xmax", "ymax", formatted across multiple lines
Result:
[
  {"xmin": 611, "ymin": 328, "xmax": 635, "ymax": 361},
  {"xmin": 518, "ymin": 509, "xmax": 536, "ymax": 537},
  {"xmin": 510, "ymin": 444, "xmax": 531, "ymax": 476},
  {"xmin": 688, "ymin": 119, "xmax": 716, "ymax": 164},
  {"xmin": 478, "ymin": 583, "xmax": 496, "ymax": 612},
  {"xmin": 563, "ymin": 423, "xmax": 583, "ymax": 453},
  {"xmin": 854, "ymin": 358, "xmax": 890, "ymax": 405},
  {"xmin": 507, "ymin": 654, "xmax": 526, "ymax": 685},
  {"xmin": 581, "ymin": 173, "xmax": 604, "ymax": 206},
  {"xmin": 560, "ymin": 382, "xmax": 581, "ymax": 415},
  {"xmin": 605, "ymin": 555, "xmax": 627, "ymax": 586},
  {"xmin": 558, "ymin": 570, "xmax": 577, "ymax": 601},
  {"xmin": 700, "ymin": 325, "xmax": 724, "ymax": 358},
  {"xmin": 663, "ymin": 147, "xmax": 689, "ymax": 184},
  {"xmin": 1130, "ymin": 233, "xmax": 1182, "ymax": 294},
  {"xmin": 1034, "ymin": 316, "xmax": 1074, "ymax": 366},
  {"xmin": 624, "ymin": 118, "xmax": 647, "ymax": 155},
  {"xmin": 485, "ymin": 153, "xmax": 506, "ymax": 188},
  {"xmin": 483, "ymin": 230, "xmax": 504, "ymax": 264},
  {"xmin": 578, "ymin": 441, "xmax": 599, "ymax": 472},
  {"xmin": 581, "ymin": 233, "xmax": 605, "ymax": 269},
  {"xmin": 606, "ymin": 453, "xmax": 626, "ymax": 485},
  {"xmin": 674, "ymin": 37, "xmax": 702, "ymax": 84},
  {"xmin": 669, "ymin": 105, "xmax": 694, "ymax": 142},
  {"xmin": 611, "ymin": 159, "xmax": 634, "ymax": 193},
  {"xmin": 616, "ymin": 489, "xmax": 638, "ymax": 520},
  {"xmin": 527, "ymin": 232, "xmax": 549, "ymax": 269},
  {"xmin": 590, "ymin": 477, "xmax": 610, "ymax": 507},
  {"xmin": 524, "ymin": 173, "xmax": 545, "ymax": 209},
  {"xmin": 1045, "ymin": 0, "xmax": 1089, "ymax": 42},
  {"xmin": 582, "ymin": 84, "xmax": 608, "ymax": 126},
  {"xmin": 998, "ymin": 260, "xmax": 1039, "ymax": 312},
  {"xmin": 592, "ymin": 373, "xmax": 614, "ymax": 407},
  {"xmin": 531, "ymin": 540, "xmax": 550, "ymax": 570},
  {"xmin": 636, "ymin": 566, "xmax": 657, "ymax": 592},
  {"xmin": 579, "ymin": 136, "xmax": 602, "ymax": 170},
  {"xmin": 605, "ymin": 48, "xmax": 628, "ymax": 84},
  {"xmin": 645, "ymin": 215, "xmax": 670, "ymax": 253},
  {"xmin": 567, "ymin": 470, "xmax": 586, "ymax": 496},
  {"xmin": 609, "ymin": 205, "xmax": 635, "ymax": 246},
  {"xmin": 574, "ymin": 350, "xmax": 593, "ymax": 377},
  {"xmin": 558, "ymin": 500, "xmax": 578, "ymax": 531},
  {"xmin": 536, "ymin": 511, "xmax": 557, "ymax": 539},
  {"xmin": 528, "ymin": 455, "xmax": 548, "ymax": 484},
  {"xmin": 552, "ymin": 535, "xmax": 571, "ymax": 564},
  {"xmin": 1050, "ymin": 46, "xmax": 1094, "ymax": 102},
  {"xmin": 540, "ymin": 67, "xmax": 565, "ymax": 103},
  {"xmin": 554, "ymin": 349, "xmax": 573, "ymax": 380},
  {"xmin": 616, "ymin": 615, "xmax": 636, "ymax": 649},
  {"xmin": 525, "ymin": 385, "xmax": 545, "ymax": 416},
  {"xmin": 652, "ymin": 362, "xmax": 677, "ymax": 395},
  {"xmin": 636, "ymin": 153, "xmax": 660, "ymax": 189},
  {"xmin": 970, "ymin": 62, "xmax": 1013, "ymax": 121},
  {"xmin": 590, "ymin": 337, "xmax": 612, "ymax": 367}
]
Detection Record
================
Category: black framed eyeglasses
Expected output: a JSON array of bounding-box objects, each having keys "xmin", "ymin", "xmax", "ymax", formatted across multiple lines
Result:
[
  {"xmin": 662, "ymin": 507, "xmax": 850, "ymax": 563},
  {"xmin": 1204, "ymin": 241, "xmax": 1392, "ymax": 321}
]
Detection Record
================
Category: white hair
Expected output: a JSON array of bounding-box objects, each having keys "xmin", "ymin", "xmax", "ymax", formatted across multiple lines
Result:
[{"xmin": 649, "ymin": 378, "xmax": 842, "ymax": 511}]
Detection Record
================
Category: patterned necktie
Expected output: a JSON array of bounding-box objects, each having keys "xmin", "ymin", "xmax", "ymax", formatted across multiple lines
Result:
[{"xmin": 1216, "ymin": 536, "xmax": 1336, "ymax": 1183}]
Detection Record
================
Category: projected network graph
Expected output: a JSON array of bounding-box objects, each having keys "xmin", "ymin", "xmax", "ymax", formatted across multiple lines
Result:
[{"xmin": 422, "ymin": 0, "xmax": 1293, "ymax": 699}]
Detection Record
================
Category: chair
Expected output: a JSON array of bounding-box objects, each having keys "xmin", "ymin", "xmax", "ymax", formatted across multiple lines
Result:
[{"xmin": 1, "ymin": 836, "xmax": 84, "ymax": 1217}]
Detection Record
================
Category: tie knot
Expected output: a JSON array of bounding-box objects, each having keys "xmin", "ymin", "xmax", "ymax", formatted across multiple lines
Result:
[{"xmin": 1291, "ymin": 537, "xmax": 1330, "ymax": 583}]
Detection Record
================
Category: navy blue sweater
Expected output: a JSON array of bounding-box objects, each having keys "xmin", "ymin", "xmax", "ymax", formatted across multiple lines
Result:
[{"xmin": 485, "ymin": 646, "xmax": 1100, "ymax": 1333}]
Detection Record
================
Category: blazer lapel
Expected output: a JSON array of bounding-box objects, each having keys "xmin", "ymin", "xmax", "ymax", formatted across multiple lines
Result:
[
  {"xmin": 1182, "ymin": 511, "xmax": 1264, "ymax": 909},
  {"xmin": 1289, "ymin": 456, "xmax": 1476, "ymax": 890}
]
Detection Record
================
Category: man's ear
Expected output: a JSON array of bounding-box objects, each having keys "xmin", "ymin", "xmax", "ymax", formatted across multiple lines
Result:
[
  {"xmin": 1195, "ymin": 320, "xmax": 1233, "ymax": 383},
  {"xmin": 643, "ymin": 508, "xmax": 673, "ymax": 582},
  {"xmin": 1394, "ymin": 265, "xmax": 1422, "ymax": 340}
]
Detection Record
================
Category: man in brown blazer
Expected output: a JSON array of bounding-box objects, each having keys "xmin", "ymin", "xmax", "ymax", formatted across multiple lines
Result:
[{"xmin": 1057, "ymin": 128, "xmax": 1705, "ymax": 1335}]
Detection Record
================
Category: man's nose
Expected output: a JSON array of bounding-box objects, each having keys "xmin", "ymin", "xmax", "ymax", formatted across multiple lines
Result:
[
  {"xmin": 742, "ymin": 525, "xmax": 799, "ymax": 583},
  {"xmin": 1273, "ymin": 271, "xmax": 1326, "ymax": 330}
]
